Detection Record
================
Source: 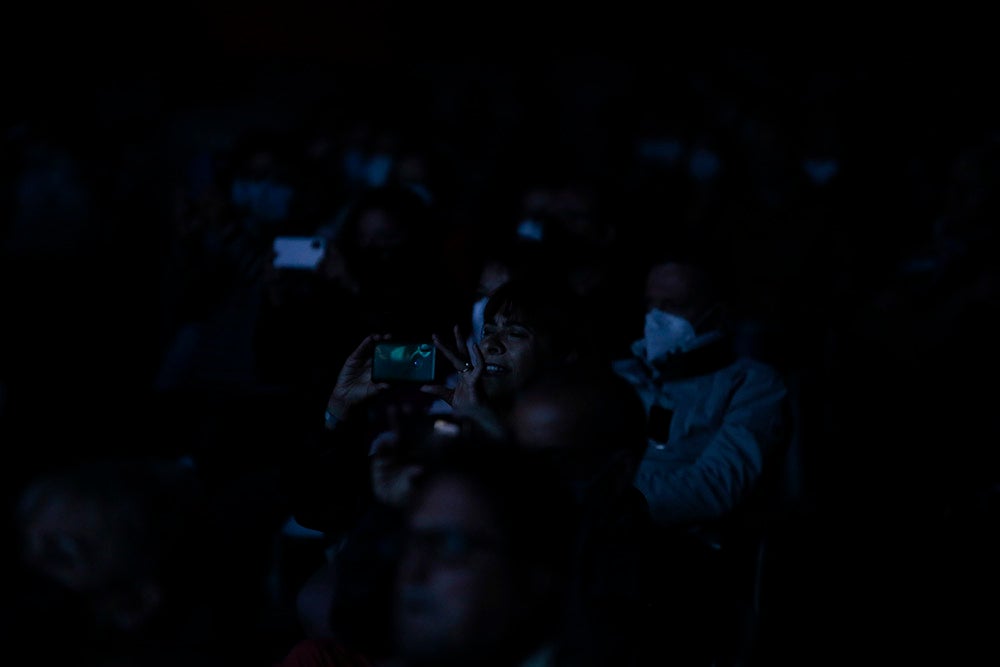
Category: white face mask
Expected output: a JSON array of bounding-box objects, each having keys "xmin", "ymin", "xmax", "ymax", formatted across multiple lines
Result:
[
  {"xmin": 643, "ymin": 308, "xmax": 697, "ymax": 363},
  {"xmin": 470, "ymin": 296, "xmax": 489, "ymax": 344}
]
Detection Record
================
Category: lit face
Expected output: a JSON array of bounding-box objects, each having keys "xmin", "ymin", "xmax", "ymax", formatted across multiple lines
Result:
[
  {"xmin": 644, "ymin": 261, "xmax": 711, "ymax": 333},
  {"xmin": 478, "ymin": 311, "xmax": 546, "ymax": 401},
  {"xmin": 394, "ymin": 476, "xmax": 513, "ymax": 661}
]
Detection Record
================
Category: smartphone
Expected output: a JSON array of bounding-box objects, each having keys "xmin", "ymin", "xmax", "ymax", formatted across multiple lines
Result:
[
  {"xmin": 372, "ymin": 341, "xmax": 437, "ymax": 383},
  {"xmin": 273, "ymin": 236, "xmax": 326, "ymax": 270}
]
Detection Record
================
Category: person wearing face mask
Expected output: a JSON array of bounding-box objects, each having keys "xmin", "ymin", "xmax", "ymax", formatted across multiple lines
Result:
[
  {"xmin": 611, "ymin": 238, "xmax": 792, "ymax": 535},
  {"xmin": 606, "ymin": 235, "xmax": 799, "ymax": 665}
]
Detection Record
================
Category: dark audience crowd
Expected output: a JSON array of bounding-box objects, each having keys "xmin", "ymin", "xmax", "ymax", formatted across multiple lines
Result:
[{"xmin": 1, "ymin": 42, "xmax": 997, "ymax": 666}]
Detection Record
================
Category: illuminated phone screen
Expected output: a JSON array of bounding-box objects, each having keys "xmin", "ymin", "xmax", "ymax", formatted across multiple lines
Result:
[{"xmin": 371, "ymin": 342, "xmax": 437, "ymax": 383}]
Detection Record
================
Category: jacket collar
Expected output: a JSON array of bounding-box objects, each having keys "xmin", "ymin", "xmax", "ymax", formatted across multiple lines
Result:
[{"xmin": 632, "ymin": 330, "xmax": 736, "ymax": 380}]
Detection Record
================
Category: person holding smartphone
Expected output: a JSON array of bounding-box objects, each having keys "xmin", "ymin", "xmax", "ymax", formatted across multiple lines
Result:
[
  {"xmin": 279, "ymin": 273, "xmax": 595, "ymax": 651},
  {"xmin": 420, "ymin": 274, "xmax": 596, "ymax": 418},
  {"xmin": 252, "ymin": 184, "xmax": 462, "ymax": 412},
  {"xmin": 320, "ymin": 271, "xmax": 594, "ymax": 438}
]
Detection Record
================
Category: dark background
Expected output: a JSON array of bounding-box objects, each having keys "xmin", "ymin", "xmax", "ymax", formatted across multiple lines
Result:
[
  {"xmin": 4, "ymin": 5, "xmax": 997, "ymax": 494},
  {"xmin": 2, "ymin": 7, "xmax": 997, "ymax": 660}
]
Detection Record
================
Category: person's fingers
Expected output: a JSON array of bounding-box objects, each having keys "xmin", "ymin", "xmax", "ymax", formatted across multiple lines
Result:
[
  {"xmin": 346, "ymin": 334, "xmax": 376, "ymax": 363},
  {"xmin": 469, "ymin": 341, "xmax": 485, "ymax": 367},
  {"xmin": 452, "ymin": 324, "xmax": 465, "ymax": 352},
  {"xmin": 347, "ymin": 333, "xmax": 390, "ymax": 364},
  {"xmin": 458, "ymin": 341, "xmax": 484, "ymax": 380},
  {"xmin": 431, "ymin": 332, "xmax": 465, "ymax": 369}
]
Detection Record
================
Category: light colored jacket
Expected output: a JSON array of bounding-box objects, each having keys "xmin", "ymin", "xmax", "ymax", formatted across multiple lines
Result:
[{"xmin": 613, "ymin": 335, "xmax": 789, "ymax": 527}]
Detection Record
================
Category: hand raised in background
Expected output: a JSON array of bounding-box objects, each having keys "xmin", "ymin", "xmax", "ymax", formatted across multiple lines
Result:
[{"xmin": 420, "ymin": 325, "xmax": 486, "ymax": 410}]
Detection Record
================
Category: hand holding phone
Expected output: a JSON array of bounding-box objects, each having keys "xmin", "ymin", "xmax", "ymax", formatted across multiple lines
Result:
[{"xmin": 327, "ymin": 333, "xmax": 391, "ymax": 424}]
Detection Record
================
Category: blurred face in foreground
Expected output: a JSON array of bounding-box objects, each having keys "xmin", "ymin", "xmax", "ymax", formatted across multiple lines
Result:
[{"xmin": 393, "ymin": 474, "xmax": 514, "ymax": 663}]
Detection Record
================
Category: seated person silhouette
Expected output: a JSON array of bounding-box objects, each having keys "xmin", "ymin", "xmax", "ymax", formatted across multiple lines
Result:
[
  {"xmin": 4, "ymin": 457, "xmax": 224, "ymax": 666},
  {"xmin": 611, "ymin": 236, "xmax": 792, "ymax": 539}
]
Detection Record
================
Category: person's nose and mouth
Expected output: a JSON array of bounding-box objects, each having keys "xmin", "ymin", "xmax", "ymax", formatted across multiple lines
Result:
[{"xmin": 479, "ymin": 332, "xmax": 510, "ymax": 377}]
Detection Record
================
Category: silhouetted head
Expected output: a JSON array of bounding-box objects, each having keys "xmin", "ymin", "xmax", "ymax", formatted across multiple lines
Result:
[{"xmin": 509, "ymin": 365, "xmax": 648, "ymax": 503}]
